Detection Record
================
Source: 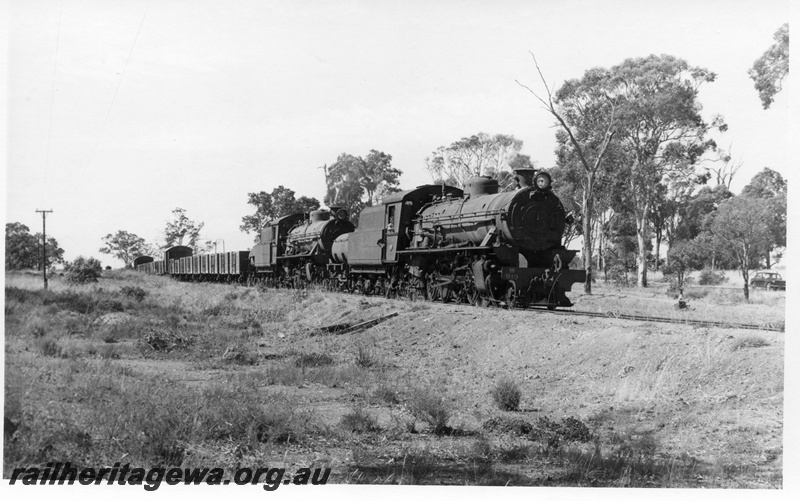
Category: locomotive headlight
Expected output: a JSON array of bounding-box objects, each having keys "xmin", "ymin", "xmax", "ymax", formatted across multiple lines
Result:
[
  {"xmin": 336, "ymin": 209, "xmax": 349, "ymax": 220},
  {"xmin": 535, "ymin": 172, "xmax": 552, "ymax": 191}
]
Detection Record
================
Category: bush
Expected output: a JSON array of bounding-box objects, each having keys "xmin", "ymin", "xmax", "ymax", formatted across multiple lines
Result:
[
  {"xmin": 64, "ymin": 256, "xmax": 103, "ymax": 284},
  {"xmin": 490, "ymin": 376, "xmax": 521, "ymax": 411},
  {"xmin": 731, "ymin": 335, "xmax": 770, "ymax": 351},
  {"xmin": 295, "ymin": 353, "xmax": 334, "ymax": 368},
  {"xmin": 355, "ymin": 344, "xmax": 377, "ymax": 368},
  {"xmin": 407, "ymin": 386, "xmax": 450, "ymax": 435},
  {"xmin": 340, "ymin": 407, "xmax": 379, "ymax": 433},
  {"xmin": 698, "ymin": 269, "xmax": 728, "ymax": 286},
  {"xmin": 120, "ymin": 285, "xmax": 147, "ymax": 302}
]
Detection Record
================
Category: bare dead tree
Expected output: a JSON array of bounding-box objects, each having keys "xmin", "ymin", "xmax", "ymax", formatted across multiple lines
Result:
[
  {"xmin": 516, "ymin": 52, "xmax": 617, "ymax": 294},
  {"xmin": 706, "ymin": 145, "xmax": 743, "ymax": 190}
]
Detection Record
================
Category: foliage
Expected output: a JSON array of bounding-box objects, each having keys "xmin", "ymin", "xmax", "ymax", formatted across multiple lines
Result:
[
  {"xmin": 340, "ymin": 407, "xmax": 380, "ymax": 433},
  {"xmin": 490, "ymin": 377, "xmax": 521, "ymax": 411},
  {"xmin": 323, "ymin": 150, "xmax": 402, "ymax": 224},
  {"xmin": 120, "ymin": 285, "xmax": 147, "ymax": 301},
  {"xmin": 741, "ymin": 167, "xmax": 786, "ymax": 267},
  {"xmin": 425, "ymin": 132, "xmax": 521, "ymax": 188},
  {"xmin": 697, "ymin": 269, "xmax": 728, "ymax": 286},
  {"xmin": 64, "ymin": 256, "xmax": 103, "ymax": 284},
  {"xmin": 240, "ymin": 186, "xmax": 320, "ymax": 235},
  {"xmin": 407, "ymin": 386, "xmax": 451, "ymax": 435},
  {"xmin": 5, "ymin": 223, "xmax": 64, "ymax": 270},
  {"xmin": 163, "ymin": 208, "xmax": 204, "ymax": 251},
  {"xmin": 748, "ymin": 23, "xmax": 789, "ymax": 109},
  {"xmin": 662, "ymin": 239, "xmax": 703, "ymax": 291},
  {"xmin": 705, "ymin": 196, "xmax": 773, "ymax": 300},
  {"xmin": 606, "ymin": 54, "xmax": 723, "ymax": 287},
  {"xmin": 99, "ymin": 230, "xmax": 149, "ymax": 268}
]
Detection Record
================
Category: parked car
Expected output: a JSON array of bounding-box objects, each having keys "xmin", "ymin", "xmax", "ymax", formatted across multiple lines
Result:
[{"xmin": 750, "ymin": 272, "xmax": 786, "ymax": 290}]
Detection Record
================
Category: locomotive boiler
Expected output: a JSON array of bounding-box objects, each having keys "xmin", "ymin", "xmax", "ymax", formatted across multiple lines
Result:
[
  {"xmin": 250, "ymin": 208, "xmax": 354, "ymax": 285},
  {"xmin": 401, "ymin": 173, "xmax": 584, "ymax": 308}
]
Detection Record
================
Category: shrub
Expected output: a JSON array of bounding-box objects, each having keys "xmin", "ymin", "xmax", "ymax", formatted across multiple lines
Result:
[
  {"xmin": 698, "ymin": 269, "xmax": 728, "ymax": 286},
  {"xmin": 35, "ymin": 337, "xmax": 62, "ymax": 357},
  {"xmin": 355, "ymin": 344, "xmax": 378, "ymax": 368},
  {"xmin": 490, "ymin": 376, "xmax": 521, "ymax": 411},
  {"xmin": 295, "ymin": 353, "xmax": 334, "ymax": 368},
  {"xmin": 25, "ymin": 317, "xmax": 49, "ymax": 338},
  {"xmin": 372, "ymin": 382, "xmax": 400, "ymax": 405},
  {"xmin": 340, "ymin": 407, "xmax": 379, "ymax": 433},
  {"xmin": 529, "ymin": 416, "xmax": 592, "ymax": 449},
  {"xmin": 731, "ymin": 335, "xmax": 770, "ymax": 351},
  {"xmin": 64, "ymin": 256, "xmax": 103, "ymax": 284},
  {"xmin": 222, "ymin": 343, "xmax": 259, "ymax": 365},
  {"xmin": 120, "ymin": 285, "xmax": 147, "ymax": 302},
  {"xmin": 407, "ymin": 386, "xmax": 450, "ymax": 434}
]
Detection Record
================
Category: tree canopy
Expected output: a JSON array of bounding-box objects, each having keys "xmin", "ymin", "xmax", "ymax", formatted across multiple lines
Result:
[
  {"xmin": 323, "ymin": 150, "xmax": 402, "ymax": 224},
  {"xmin": 240, "ymin": 186, "xmax": 320, "ymax": 235},
  {"xmin": 705, "ymin": 196, "xmax": 773, "ymax": 300},
  {"xmin": 425, "ymin": 133, "xmax": 522, "ymax": 188},
  {"xmin": 605, "ymin": 54, "xmax": 723, "ymax": 287},
  {"xmin": 741, "ymin": 167, "xmax": 787, "ymax": 267},
  {"xmin": 5, "ymin": 222, "xmax": 64, "ymax": 270},
  {"xmin": 748, "ymin": 23, "xmax": 789, "ymax": 109},
  {"xmin": 99, "ymin": 230, "xmax": 149, "ymax": 268},
  {"xmin": 164, "ymin": 208, "xmax": 205, "ymax": 250}
]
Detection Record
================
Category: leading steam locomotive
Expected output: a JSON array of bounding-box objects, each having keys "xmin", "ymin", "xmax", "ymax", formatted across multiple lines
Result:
[{"xmin": 137, "ymin": 168, "xmax": 586, "ymax": 309}]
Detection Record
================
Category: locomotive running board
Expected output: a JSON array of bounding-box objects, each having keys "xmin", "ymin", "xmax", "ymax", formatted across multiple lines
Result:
[{"xmin": 396, "ymin": 246, "xmax": 491, "ymax": 254}]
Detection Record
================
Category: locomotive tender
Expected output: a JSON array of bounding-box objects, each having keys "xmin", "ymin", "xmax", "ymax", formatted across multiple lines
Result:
[{"xmin": 137, "ymin": 169, "xmax": 586, "ymax": 309}]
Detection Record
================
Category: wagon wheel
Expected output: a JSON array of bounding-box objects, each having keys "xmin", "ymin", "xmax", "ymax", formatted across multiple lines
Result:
[{"xmin": 505, "ymin": 281, "xmax": 518, "ymax": 309}]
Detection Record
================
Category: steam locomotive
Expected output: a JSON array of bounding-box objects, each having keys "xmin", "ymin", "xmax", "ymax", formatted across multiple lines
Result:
[{"xmin": 137, "ymin": 169, "xmax": 585, "ymax": 309}]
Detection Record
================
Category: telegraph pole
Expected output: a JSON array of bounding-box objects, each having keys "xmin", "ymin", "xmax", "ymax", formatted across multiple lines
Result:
[{"xmin": 35, "ymin": 209, "xmax": 53, "ymax": 290}]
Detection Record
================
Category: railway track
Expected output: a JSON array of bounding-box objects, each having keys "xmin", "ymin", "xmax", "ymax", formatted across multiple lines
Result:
[{"xmin": 522, "ymin": 306, "xmax": 785, "ymax": 332}]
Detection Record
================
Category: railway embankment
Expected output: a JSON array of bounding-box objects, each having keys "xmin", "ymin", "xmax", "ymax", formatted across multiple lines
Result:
[{"xmin": 4, "ymin": 270, "xmax": 784, "ymax": 487}]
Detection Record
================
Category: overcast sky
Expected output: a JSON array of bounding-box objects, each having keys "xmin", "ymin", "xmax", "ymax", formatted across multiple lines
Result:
[{"xmin": 4, "ymin": 0, "xmax": 795, "ymax": 267}]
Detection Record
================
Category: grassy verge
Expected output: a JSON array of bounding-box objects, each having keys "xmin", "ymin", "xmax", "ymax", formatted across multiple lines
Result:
[{"xmin": 4, "ymin": 271, "xmax": 783, "ymax": 487}]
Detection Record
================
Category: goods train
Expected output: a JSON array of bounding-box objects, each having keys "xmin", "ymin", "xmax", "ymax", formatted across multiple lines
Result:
[{"xmin": 137, "ymin": 170, "xmax": 586, "ymax": 309}]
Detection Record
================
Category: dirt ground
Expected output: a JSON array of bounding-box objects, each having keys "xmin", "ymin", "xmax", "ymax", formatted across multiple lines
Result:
[{"xmin": 3, "ymin": 271, "xmax": 785, "ymax": 487}]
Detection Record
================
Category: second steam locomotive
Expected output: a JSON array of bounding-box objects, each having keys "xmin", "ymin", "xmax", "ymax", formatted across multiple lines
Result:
[{"xmin": 138, "ymin": 169, "xmax": 586, "ymax": 309}]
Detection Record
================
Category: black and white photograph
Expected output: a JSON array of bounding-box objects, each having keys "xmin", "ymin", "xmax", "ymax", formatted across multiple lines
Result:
[{"xmin": 2, "ymin": 0, "xmax": 794, "ymax": 497}]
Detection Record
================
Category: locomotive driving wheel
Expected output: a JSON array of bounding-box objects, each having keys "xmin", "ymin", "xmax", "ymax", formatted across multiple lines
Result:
[
  {"xmin": 505, "ymin": 281, "xmax": 518, "ymax": 309},
  {"xmin": 408, "ymin": 276, "xmax": 425, "ymax": 301},
  {"xmin": 426, "ymin": 273, "xmax": 441, "ymax": 301},
  {"xmin": 440, "ymin": 277, "xmax": 454, "ymax": 303}
]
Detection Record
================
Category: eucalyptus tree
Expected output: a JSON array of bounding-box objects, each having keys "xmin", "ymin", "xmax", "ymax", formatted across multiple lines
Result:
[
  {"xmin": 605, "ymin": 55, "xmax": 724, "ymax": 287},
  {"xmin": 749, "ymin": 23, "xmax": 789, "ymax": 109},
  {"xmin": 425, "ymin": 133, "xmax": 522, "ymax": 188}
]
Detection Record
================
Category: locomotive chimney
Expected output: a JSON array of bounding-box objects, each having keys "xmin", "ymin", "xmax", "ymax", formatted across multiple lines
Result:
[{"xmin": 512, "ymin": 167, "xmax": 537, "ymax": 189}]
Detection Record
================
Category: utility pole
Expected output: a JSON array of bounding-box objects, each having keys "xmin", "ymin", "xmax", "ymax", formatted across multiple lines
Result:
[{"xmin": 35, "ymin": 209, "xmax": 53, "ymax": 290}]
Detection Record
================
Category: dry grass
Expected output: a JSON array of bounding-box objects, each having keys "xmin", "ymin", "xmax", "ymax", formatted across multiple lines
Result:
[
  {"xmin": 573, "ymin": 278, "xmax": 784, "ymax": 328},
  {"xmin": 4, "ymin": 270, "xmax": 783, "ymax": 486}
]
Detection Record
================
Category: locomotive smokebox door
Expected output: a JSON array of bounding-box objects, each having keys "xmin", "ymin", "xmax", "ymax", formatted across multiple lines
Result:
[{"xmin": 384, "ymin": 203, "xmax": 400, "ymax": 262}]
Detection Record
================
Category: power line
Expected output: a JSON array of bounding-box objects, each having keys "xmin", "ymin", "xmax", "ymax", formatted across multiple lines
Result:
[
  {"xmin": 74, "ymin": 0, "xmax": 151, "ymax": 190},
  {"xmin": 35, "ymin": 209, "xmax": 54, "ymax": 290},
  {"xmin": 43, "ymin": 0, "xmax": 64, "ymax": 197}
]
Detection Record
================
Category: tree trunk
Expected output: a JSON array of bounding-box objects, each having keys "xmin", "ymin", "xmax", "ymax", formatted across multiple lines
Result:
[
  {"xmin": 635, "ymin": 215, "xmax": 648, "ymax": 287},
  {"xmin": 741, "ymin": 267, "xmax": 750, "ymax": 302},
  {"xmin": 766, "ymin": 247, "xmax": 771, "ymax": 269},
  {"xmin": 654, "ymin": 231, "xmax": 661, "ymax": 274},
  {"xmin": 583, "ymin": 176, "xmax": 594, "ymax": 294}
]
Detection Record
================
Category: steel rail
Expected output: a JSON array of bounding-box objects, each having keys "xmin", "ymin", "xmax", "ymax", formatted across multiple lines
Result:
[{"xmin": 522, "ymin": 306, "xmax": 784, "ymax": 332}]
